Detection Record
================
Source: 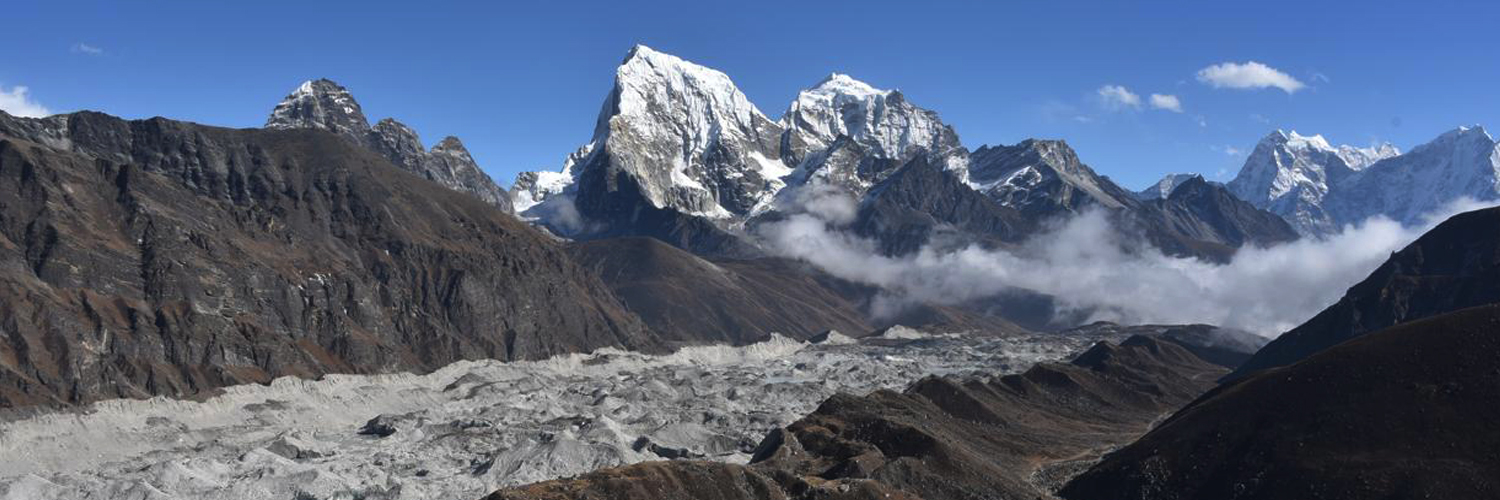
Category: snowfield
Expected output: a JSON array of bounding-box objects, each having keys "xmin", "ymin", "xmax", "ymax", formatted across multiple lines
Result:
[{"xmin": 0, "ymin": 330, "xmax": 1119, "ymax": 500}]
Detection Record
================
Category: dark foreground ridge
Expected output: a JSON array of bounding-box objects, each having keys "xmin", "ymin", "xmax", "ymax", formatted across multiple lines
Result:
[
  {"xmin": 1229, "ymin": 205, "xmax": 1500, "ymax": 380},
  {"xmin": 1061, "ymin": 304, "xmax": 1500, "ymax": 500},
  {"xmin": 486, "ymin": 334, "xmax": 1227, "ymax": 500},
  {"xmin": 0, "ymin": 110, "xmax": 658, "ymax": 408}
]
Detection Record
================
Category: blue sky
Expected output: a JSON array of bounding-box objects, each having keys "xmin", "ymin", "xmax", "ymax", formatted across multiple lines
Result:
[{"xmin": 3, "ymin": 0, "xmax": 1497, "ymax": 189}]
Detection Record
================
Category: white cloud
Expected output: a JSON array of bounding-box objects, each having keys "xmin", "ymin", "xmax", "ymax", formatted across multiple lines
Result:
[
  {"xmin": 1196, "ymin": 61, "xmax": 1306, "ymax": 94},
  {"xmin": 0, "ymin": 85, "xmax": 51, "ymax": 118},
  {"xmin": 1213, "ymin": 145, "xmax": 1242, "ymax": 156},
  {"xmin": 1096, "ymin": 84, "xmax": 1141, "ymax": 110},
  {"xmin": 1148, "ymin": 93, "xmax": 1183, "ymax": 112},
  {"xmin": 71, "ymin": 43, "xmax": 103, "ymax": 55},
  {"xmin": 758, "ymin": 192, "xmax": 1496, "ymax": 336},
  {"xmin": 1250, "ymin": 113, "xmax": 1271, "ymax": 124}
]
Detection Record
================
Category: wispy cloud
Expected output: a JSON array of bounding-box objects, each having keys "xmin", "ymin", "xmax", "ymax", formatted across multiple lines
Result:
[
  {"xmin": 1148, "ymin": 93, "xmax": 1183, "ymax": 112},
  {"xmin": 0, "ymin": 84, "xmax": 51, "ymax": 118},
  {"xmin": 1213, "ymin": 144, "xmax": 1242, "ymax": 156},
  {"xmin": 1250, "ymin": 113, "xmax": 1271, "ymax": 124},
  {"xmin": 1196, "ymin": 61, "xmax": 1305, "ymax": 94},
  {"xmin": 1096, "ymin": 84, "xmax": 1141, "ymax": 111},
  {"xmin": 71, "ymin": 42, "xmax": 104, "ymax": 55},
  {"xmin": 759, "ymin": 191, "xmax": 1498, "ymax": 336}
]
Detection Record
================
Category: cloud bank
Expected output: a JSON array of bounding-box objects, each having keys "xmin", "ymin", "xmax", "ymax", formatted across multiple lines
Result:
[
  {"xmin": 0, "ymin": 85, "xmax": 51, "ymax": 118},
  {"xmin": 758, "ymin": 196, "xmax": 1496, "ymax": 337},
  {"xmin": 1196, "ymin": 61, "xmax": 1305, "ymax": 94}
]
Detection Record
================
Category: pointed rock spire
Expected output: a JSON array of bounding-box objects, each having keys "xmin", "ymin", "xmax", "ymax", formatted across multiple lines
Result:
[{"xmin": 265, "ymin": 79, "xmax": 371, "ymax": 142}]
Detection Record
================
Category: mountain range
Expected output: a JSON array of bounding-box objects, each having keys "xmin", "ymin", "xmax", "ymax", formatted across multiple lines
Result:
[
  {"xmin": 2, "ymin": 42, "xmax": 1499, "ymax": 500},
  {"xmin": 1213, "ymin": 127, "xmax": 1499, "ymax": 236},
  {"xmin": 511, "ymin": 45, "xmax": 1299, "ymax": 263}
]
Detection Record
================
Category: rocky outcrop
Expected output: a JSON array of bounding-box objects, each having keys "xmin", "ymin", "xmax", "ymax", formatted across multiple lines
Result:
[
  {"xmin": 1061, "ymin": 304, "xmax": 1500, "ymax": 500},
  {"xmin": 265, "ymin": 78, "xmax": 513, "ymax": 211},
  {"xmin": 1229, "ymin": 205, "xmax": 1500, "ymax": 380},
  {"xmin": 0, "ymin": 110, "xmax": 657, "ymax": 408}
]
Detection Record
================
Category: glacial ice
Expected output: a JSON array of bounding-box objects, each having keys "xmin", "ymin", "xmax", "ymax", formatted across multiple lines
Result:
[{"xmin": 0, "ymin": 330, "xmax": 1119, "ymax": 500}]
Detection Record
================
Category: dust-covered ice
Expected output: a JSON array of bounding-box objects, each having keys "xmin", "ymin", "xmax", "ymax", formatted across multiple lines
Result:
[{"xmin": 0, "ymin": 329, "xmax": 1120, "ymax": 500}]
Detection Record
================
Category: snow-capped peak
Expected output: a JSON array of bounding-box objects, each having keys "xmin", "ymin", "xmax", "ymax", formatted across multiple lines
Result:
[
  {"xmin": 1324, "ymin": 124, "xmax": 1500, "ymax": 229},
  {"xmin": 809, "ymin": 73, "xmax": 884, "ymax": 99},
  {"xmin": 1337, "ymin": 143, "xmax": 1401, "ymax": 171},
  {"xmin": 1410, "ymin": 125, "xmax": 1493, "ymax": 155},
  {"xmin": 1259, "ymin": 129, "xmax": 1333, "ymax": 151},
  {"xmin": 609, "ymin": 44, "xmax": 772, "ymax": 137},
  {"xmin": 1283, "ymin": 130, "xmax": 1333, "ymax": 151},
  {"xmin": 780, "ymin": 71, "xmax": 961, "ymax": 188},
  {"xmin": 1137, "ymin": 173, "xmax": 1204, "ymax": 200},
  {"xmin": 545, "ymin": 45, "xmax": 789, "ymax": 220}
]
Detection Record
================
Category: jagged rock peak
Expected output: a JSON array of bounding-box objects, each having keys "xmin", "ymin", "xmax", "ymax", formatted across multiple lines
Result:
[
  {"xmin": 967, "ymin": 138, "xmax": 1135, "ymax": 214},
  {"xmin": 265, "ymin": 78, "xmax": 370, "ymax": 140},
  {"xmin": 264, "ymin": 80, "xmax": 512, "ymax": 212}
]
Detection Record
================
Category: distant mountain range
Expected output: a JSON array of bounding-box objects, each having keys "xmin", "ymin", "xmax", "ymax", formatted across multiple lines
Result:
[
  {"xmin": 512, "ymin": 45, "xmax": 1298, "ymax": 262},
  {"xmin": 1158, "ymin": 126, "xmax": 1499, "ymax": 236}
]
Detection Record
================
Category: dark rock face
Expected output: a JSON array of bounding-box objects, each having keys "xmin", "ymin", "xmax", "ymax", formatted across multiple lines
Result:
[
  {"xmin": 1229, "ymin": 206, "xmax": 1500, "ymax": 380},
  {"xmin": 486, "ymin": 335, "xmax": 1226, "ymax": 500},
  {"xmin": 969, "ymin": 139, "xmax": 1138, "ymax": 217},
  {"xmin": 566, "ymin": 237, "xmax": 873, "ymax": 344},
  {"xmin": 1132, "ymin": 176, "xmax": 1300, "ymax": 262},
  {"xmin": 566, "ymin": 162, "xmax": 762, "ymax": 258},
  {"xmin": 1061, "ymin": 304, "xmax": 1500, "ymax": 500},
  {"xmin": 851, "ymin": 154, "xmax": 1032, "ymax": 256},
  {"xmin": 265, "ymin": 79, "xmax": 513, "ymax": 211},
  {"xmin": 967, "ymin": 140, "xmax": 1298, "ymax": 263},
  {"xmin": 0, "ymin": 110, "xmax": 657, "ymax": 408}
]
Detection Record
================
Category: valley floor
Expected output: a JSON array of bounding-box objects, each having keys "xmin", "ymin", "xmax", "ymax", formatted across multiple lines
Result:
[{"xmin": 0, "ymin": 329, "xmax": 1120, "ymax": 500}]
